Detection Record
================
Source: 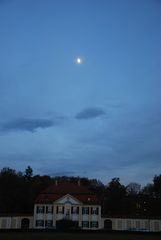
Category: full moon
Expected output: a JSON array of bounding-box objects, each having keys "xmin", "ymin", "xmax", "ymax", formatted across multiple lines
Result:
[{"xmin": 76, "ymin": 57, "xmax": 82, "ymax": 64}]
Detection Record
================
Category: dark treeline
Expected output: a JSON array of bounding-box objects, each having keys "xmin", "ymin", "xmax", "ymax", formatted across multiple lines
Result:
[{"xmin": 0, "ymin": 166, "xmax": 161, "ymax": 217}]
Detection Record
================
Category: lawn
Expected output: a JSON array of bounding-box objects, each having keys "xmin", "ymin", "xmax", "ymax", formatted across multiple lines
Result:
[{"xmin": 0, "ymin": 231, "xmax": 161, "ymax": 240}]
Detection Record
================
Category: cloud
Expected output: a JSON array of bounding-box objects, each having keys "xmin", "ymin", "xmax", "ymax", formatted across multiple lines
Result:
[
  {"xmin": 76, "ymin": 107, "xmax": 105, "ymax": 120},
  {"xmin": 0, "ymin": 118, "xmax": 56, "ymax": 133}
]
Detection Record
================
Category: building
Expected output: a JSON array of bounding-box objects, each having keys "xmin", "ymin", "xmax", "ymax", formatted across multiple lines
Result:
[
  {"xmin": 0, "ymin": 181, "xmax": 161, "ymax": 231},
  {"xmin": 0, "ymin": 213, "xmax": 33, "ymax": 229},
  {"xmin": 34, "ymin": 181, "xmax": 101, "ymax": 229}
]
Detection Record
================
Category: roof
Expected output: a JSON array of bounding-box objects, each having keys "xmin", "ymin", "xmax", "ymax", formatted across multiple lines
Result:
[{"xmin": 35, "ymin": 182, "xmax": 100, "ymax": 205}]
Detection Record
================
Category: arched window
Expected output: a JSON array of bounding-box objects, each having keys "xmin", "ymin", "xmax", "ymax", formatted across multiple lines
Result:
[
  {"xmin": 104, "ymin": 219, "xmax": 112, "ymax": 230},
  {"xmin": 21, "ymin": 218, "xmax": 30, "ymax": 229}
]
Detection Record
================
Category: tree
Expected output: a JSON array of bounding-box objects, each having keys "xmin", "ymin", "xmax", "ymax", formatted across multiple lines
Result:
[
  {"xmin": 0, "ymin": 167, "xmax": 23, "ymax": 213},
  {"xmin": 104, "ymin": 178, "xmax": 127, "ymax": 215},
  {"xmin": 24, "ymin": 166, "xmax": 33, "ymax": 181},
  {"xmin": 153, "ymin": 174, "xmax": 161, "ymax": 199},
  {"xmin": 126, "ymin": 182, "xmax": 141, "ymax": 195}
]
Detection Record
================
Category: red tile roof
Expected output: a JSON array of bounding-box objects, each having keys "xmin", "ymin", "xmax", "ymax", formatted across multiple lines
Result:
[{"xmin": 35, "ymin": 182, "xmax": 100, "ymax": 205}]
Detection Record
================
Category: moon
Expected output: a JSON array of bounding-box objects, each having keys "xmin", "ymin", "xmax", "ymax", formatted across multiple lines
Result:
[{"xmin": 76, "ymin": 57, "xmax": 82, "ymax": 64}]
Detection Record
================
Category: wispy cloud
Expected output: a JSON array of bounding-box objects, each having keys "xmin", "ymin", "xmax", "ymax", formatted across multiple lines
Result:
[
  {"xmin": 0, "ymin": 118, "xmax": 56, "ymax": 133},
  {"xmin": 76, "ymin": 107, "xmax": 105, "ymax": 120}
]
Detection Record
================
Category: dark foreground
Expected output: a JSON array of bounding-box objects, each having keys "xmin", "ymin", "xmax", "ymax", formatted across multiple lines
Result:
[{"xmin": 0, "ymin": 231, "xmax": 161, "ymax": 240}]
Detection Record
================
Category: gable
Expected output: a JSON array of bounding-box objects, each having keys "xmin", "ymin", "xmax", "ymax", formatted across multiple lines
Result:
[{"xmin": 54, "ymin": 194, "xmax": 82, "ymax": 205}]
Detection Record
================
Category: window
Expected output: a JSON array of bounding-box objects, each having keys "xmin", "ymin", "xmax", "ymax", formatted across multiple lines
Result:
[
  {"xmin": 66, "ymin": 208, "xmax": 70, "ymax": 216},
  {"xmin": 46, "ymin": 206, "xmax": 53, "ymax": 213},
  {"xmin": 36, "ymin": 206, "xmax": 44, "ymax": 214},
  {"xmin": 56, "ymin": 206, "xmax": 64, "ymax": 214},
  {"xmin": 21, "ymin": 218, "xmax": 30, "ymax": 229},
  {"xmin": 90, "ymin": 221, "xmax": 98, "ymax": 228},
  {"xmin": 45, "ymin": 220, "xmax": 53, "ymax": 227},
  {"xmin": 82, "ymin": 207, "xmax": 89, "ymax": 214},
  {"xmin": 72, "ymin": 206, "xmax": 79, "ymax": 214},
  {"xmin": 36, "ymin": 220, "xmax": 44, "ymax": 227},
  {"xmin": 82, "ymin": 221, "xmax": 89, "ymax": 228},
  {"xmin": 91, "ymin": 207, "xmax": 99, "ymax": 215}
]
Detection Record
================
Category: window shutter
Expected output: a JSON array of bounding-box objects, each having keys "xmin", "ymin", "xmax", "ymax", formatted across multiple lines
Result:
[
  {"xmin": 87, "ymin": 207, "xmax": 89, "ymax": 215},
  {"xmin": 91, "ymin": 207, "xmax": 93, "ymax": 214},
  {"xmin": 97, "ymin": 207, "xmax": 99, "ymax": 215},
  {"xmin": 43, "ymin": 206, "xmax": 45, "ymax": 213},
  {"xmin": 71, "ymin": 207, "xmax": 73, "ymax": 213},
  {"xmin": 77, "ymin": 207, "xmax": 79, "ymax": 214},
  {"xmin": 46, "ymin": 206, "xmax": 48, "ymax": 213},
  {"xmin": 36, "ymin": 206, "xmax": 39, "ymax": 213},
  {"xmin": 82, "ymin": 207, "xmax": 84, "ymax": 214}
]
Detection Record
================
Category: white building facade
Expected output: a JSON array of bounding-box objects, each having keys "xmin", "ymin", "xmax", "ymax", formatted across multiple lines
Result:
[
  {"xmin": 102, "ymin": 217, "xmax": 161, "ymax": 232},
  {"xmin": 34, "ymin": 182, "xmax": 102, "ymax": 230}
]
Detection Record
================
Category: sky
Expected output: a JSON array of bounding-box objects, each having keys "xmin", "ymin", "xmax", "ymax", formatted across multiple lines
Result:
[{"xmin": 0, "ymin": 0, "xmax": 161, "ymax": 186}]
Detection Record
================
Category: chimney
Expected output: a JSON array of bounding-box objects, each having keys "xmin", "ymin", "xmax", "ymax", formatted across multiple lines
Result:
[{"xmin": 55, "ymin": 180, "xmax": 58, "ymax": 186}]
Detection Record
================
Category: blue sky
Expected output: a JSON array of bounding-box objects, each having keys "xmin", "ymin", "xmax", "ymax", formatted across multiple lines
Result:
[{"xmin": 0, "ymin": 0, "xmax": 161, "ymax": 185}]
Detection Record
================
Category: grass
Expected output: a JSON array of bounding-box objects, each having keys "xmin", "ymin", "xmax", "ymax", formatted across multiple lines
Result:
[{"xmin": 0, "ymin": 231, "xmax": 161, "ymax": 240}]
